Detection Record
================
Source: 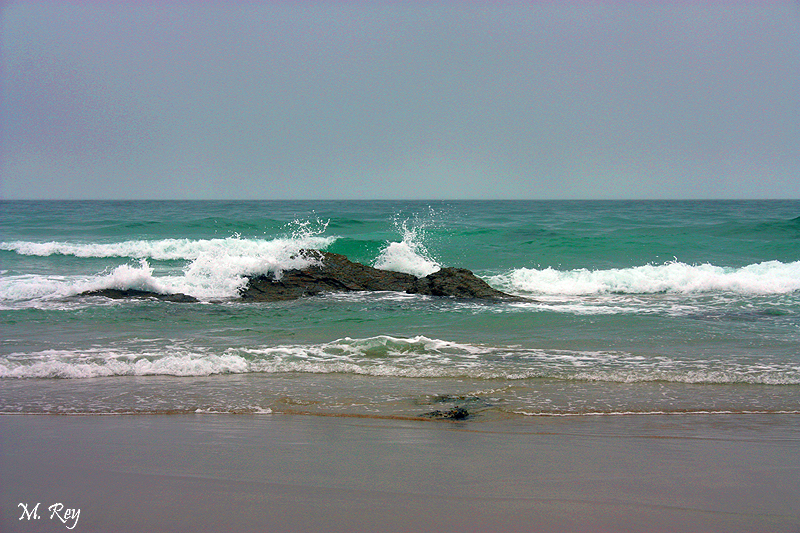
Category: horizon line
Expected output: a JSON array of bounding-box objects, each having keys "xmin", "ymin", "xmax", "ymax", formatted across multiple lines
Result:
[{"xmin": 2, "ymin": 198, "xmax": 798, "ymax": 202}]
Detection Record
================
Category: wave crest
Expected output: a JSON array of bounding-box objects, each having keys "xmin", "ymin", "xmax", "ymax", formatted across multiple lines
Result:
[
  {"xmin": 0, "ymin": 220, "xmax": 337, "ymax": 301},
  {"xmin": 490, "ymin": 260, "xmax": 800, "ymax": 296},
  {"xmin": 3, "ymin": 336, "xmax": 798, "ymax": 385}
]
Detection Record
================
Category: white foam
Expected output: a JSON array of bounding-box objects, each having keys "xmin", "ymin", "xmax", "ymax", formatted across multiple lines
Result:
[
  {"xmin": 85, "ymin": 259, "xmax": 170, "ymax": 293},
  {"xmin": 177, "ymin": 241, "xmax": 326, "ymax": 299},
  {"xmin": 0, "ymin": 349, "xmax": 252, "ymax": 379},
  {"xmin": 0, "ymin": 234, "xmax": 332, "ymax": 262},
  {"xmin": 0, "ymin": 275, "xmax": 75, "ymax": 302},
  {"xmin": 0, "ymin": 260, "xmax": 172, "ymax": 304},
  {"xmin": 513, "ymin": 409, "xmax": 800, "ymax": 417},
  {"xmin": 373, "ymin": 218, "xmax": 440, "ymax": 277},
  {"xmin": 0, "ymin": 226, "xmax": 336, "ymax": 302},
  {"xmin": 490, "ymin": 260, "xmax": 800, "ymax": 296},
  {"xmin": 5, "ymin": 337, "xmax": 796, "ymax": 385},
  {"xmin": 0, "ymin": 260, "xmax": 182, "ymax": 303}
]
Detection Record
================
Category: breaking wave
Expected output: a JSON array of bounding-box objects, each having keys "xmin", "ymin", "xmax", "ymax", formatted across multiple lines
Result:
[
  {"xmin": 491, "ymin": 260, "xmax": 800, "ymax": 296},
  {"xmin": 2, "ymin": 335, "xmax": 797, "ymax": 385},
  {"xmin": 0, "ymin": 219, "xmax": 335, "ymax": 302}
]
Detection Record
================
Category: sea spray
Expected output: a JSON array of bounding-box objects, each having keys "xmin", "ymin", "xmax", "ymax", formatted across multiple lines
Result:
[
  {"xmin": 179, "ymin": 216, "xmax": 336, "ymax": 297},
  {"xmin": 90, "ymin": 259, "xmax": 170, "ymax": 293},
  {"xmin": 373, "ymin": 214, "xmax": 441, "ymax": 277}
]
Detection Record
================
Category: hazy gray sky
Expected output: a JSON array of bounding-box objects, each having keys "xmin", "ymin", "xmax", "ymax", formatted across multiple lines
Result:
[{"xmin": 2, "ymin": 1, "xmax": 799, "ymax": 200}]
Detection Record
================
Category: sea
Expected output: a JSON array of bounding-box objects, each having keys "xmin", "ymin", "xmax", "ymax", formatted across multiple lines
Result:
[{"xmin": 1, "ymin": 200, "xmax": 799, "ymax": 421}]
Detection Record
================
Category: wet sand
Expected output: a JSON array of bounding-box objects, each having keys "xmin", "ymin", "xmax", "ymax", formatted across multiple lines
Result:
[{"xmin": 1, "ymin": 413, "xmax": 798, "ymax": 533}]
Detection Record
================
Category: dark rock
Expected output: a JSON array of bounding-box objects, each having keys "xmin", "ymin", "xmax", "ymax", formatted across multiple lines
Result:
[
  {"xmin": 239, "ymin": 250, "xmax": 525, "ymax": 302},
  {"xmin": 407, "ymin": 267, "xmax": 525, "ymax": 301},
  {"xmin": 240, "ymin": 251, "xmax": 417, "ymax": 301},
  {"xmin": 82, "ymin": 289, "xmax": 198, "ymax": 303},
  {"xmin": 421, "ymin": 406, "xmax": 470, "ymax": 420}
]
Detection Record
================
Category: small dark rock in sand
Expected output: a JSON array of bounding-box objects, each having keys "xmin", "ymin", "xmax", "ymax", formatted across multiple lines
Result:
[
  {"xmin": 421, "ymin": 407, "xmax": 470, "ymax": 420},
  {"xmin": 82, "ymin": 289, "xmax": 198, "ymax": 303},
  {"xmin": 240, "ymin": 251, "xmax": 525, "ymax": 302}
]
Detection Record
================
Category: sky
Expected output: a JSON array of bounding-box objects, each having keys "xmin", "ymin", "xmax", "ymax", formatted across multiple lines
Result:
[{"xmin": 1, "ymin": 1, "xmax": 799, "ymax": 200}]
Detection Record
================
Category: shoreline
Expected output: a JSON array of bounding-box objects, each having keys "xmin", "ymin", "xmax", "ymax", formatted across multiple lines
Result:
[
  {"xmin": 2, "ymin": 412, "xmax": 798, "ymax": 532},
  {"xmin": 3, "ymin": 372, "xmax": 798, "ymax": 419},
  {"xmin": 2, "ymin": 408, "xmax": 800, "ymax": 418}
]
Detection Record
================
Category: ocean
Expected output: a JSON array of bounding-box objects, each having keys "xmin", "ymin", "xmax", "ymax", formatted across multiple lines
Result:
[{"xmin": 1, "ymin": 200, "xmax": 799, "ymax": 420}]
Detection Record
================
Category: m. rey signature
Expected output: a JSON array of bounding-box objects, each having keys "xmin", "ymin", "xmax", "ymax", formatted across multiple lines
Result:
[{"xmin": 18, "ymin": 502, "xmax": 80, "ymax": 530}]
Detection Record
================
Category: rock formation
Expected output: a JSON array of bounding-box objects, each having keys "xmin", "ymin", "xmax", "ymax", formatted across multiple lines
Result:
[
  {"xmin": 81, "ymin": 251, "xmax": 525, "ymax": 303},
  {"xmin": 82, "ymin": 288, "xmax": 198, "ymax": 303},
  {"xmin": 407, "ymin": 267, "xmax": 518, "ymax": 300},
  {"xmin": 240, "ymin": 250, "xmax": 525, "ymax": 302},
  {"xmin": 239, "ymin": 251, "xmax": 416, "ymax": 301}
]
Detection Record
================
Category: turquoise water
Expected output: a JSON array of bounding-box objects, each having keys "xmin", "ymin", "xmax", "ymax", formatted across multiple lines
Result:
[{"xmin": 1, "ymin": 200, "xmax": 799, "ymax": 418}]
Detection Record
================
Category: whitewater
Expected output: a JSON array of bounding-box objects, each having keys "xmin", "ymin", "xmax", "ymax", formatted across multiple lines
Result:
[{"xmin": 2, "ymin": 236, "xmax": 798, "ymax": 305}]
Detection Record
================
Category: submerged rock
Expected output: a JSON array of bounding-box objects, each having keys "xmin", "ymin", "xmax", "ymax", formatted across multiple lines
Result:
[
  {"xmin": 82, "ymin": 289, "xmax": 198, "ymax": 303},
  {"xmin": 240, "ymin": 251, "xmax": 525, "ymax": 302},
  {"xmin": 420, "ymin": 406, "xmax": 470, "ymax": 420}
]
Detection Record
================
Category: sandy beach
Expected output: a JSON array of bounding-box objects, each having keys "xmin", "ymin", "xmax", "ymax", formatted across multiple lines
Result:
[{"xmin": 1, "ymin": 413, "xmax": 798, "ymax": 533}]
